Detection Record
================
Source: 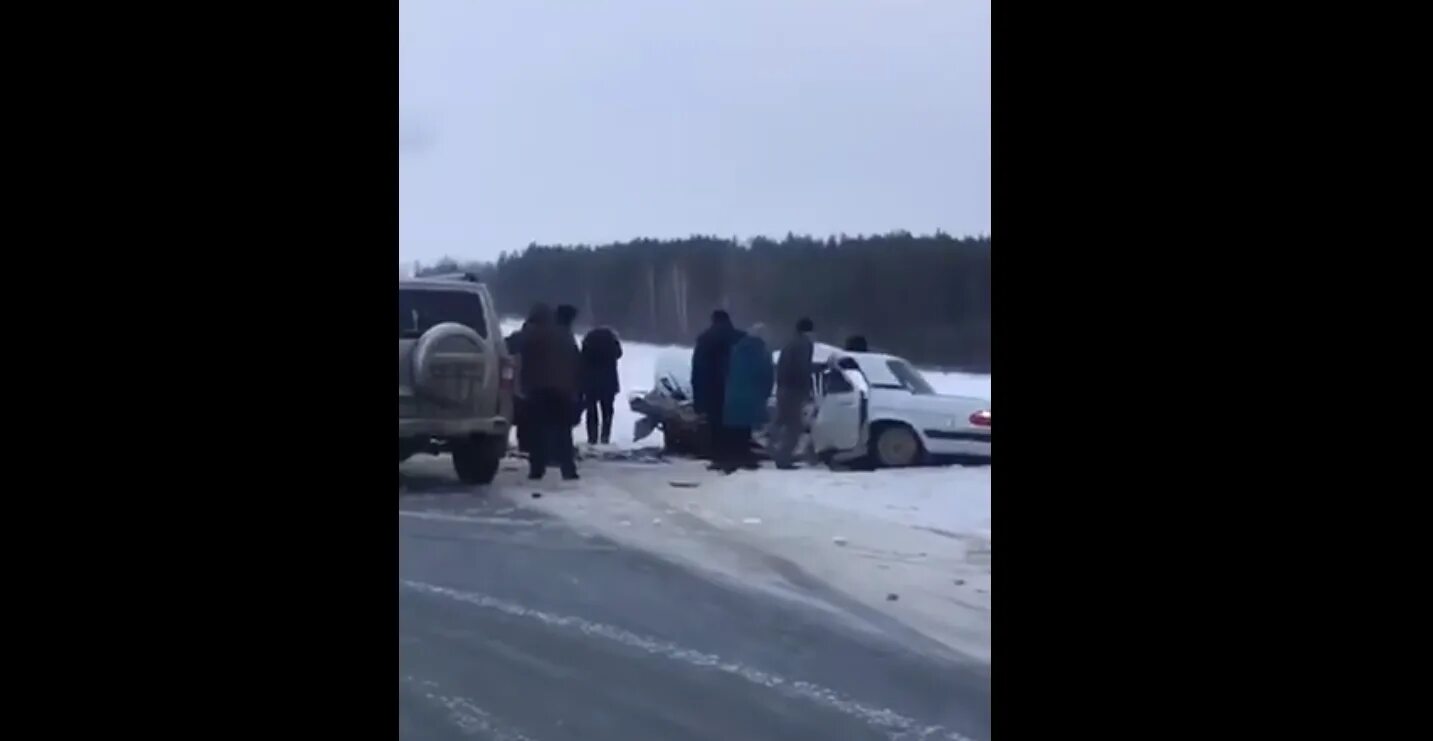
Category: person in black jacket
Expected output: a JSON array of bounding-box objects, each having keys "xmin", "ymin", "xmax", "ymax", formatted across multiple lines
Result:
[
  {"xmin": 580, "ymin": 326, "xmax": 623, "ymax": 445},
  {"xmin": 690, "ymin": 309, "xmax": 745, "ymax": 468}
]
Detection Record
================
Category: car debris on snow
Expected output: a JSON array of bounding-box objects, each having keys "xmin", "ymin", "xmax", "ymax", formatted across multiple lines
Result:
[
  {"xmin": 886, "ymin": 593, "xmax": 900, "ymax": 601},
  {"xmin": 590, "ymin": 446, "xmax": 669, "ymax": 465}
]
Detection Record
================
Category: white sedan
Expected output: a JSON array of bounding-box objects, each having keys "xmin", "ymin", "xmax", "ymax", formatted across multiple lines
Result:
[
  {"xmin": 634, "ymin": 344, "xmax": 990, "ymax": 468},
  {"xmin": 806, "ymin": 350, "xmax": 991, "ymax": 468}
]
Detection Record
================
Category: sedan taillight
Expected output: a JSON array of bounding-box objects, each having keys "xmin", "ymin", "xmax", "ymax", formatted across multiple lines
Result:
[{"xmin": 970, "ymin": 409, "xmax": 991, "ymax": 427}]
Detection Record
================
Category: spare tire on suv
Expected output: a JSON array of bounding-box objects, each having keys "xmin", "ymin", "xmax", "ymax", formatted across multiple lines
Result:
[{"xmin": 413, "ymin": 322, "xmax": 488, "ymax": 407}]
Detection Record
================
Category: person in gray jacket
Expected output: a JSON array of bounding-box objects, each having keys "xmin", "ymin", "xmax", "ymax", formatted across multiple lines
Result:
[{"xmin": 772, "ymin": 317, "xmax": 815, "ymax": 469}]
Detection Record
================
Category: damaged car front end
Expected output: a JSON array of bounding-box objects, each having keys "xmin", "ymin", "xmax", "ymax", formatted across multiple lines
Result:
[
  {"xmin": 629, "ymin": 348, "xmax": 823, "ymax": 460},
  {"xmin": 628, "ymin": 349, "xmax": 711, "ymax": 455}
]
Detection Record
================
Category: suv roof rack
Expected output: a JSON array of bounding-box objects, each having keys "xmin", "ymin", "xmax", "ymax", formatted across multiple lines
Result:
[{"xmin": 423, "ymin": 272, "xmax": 480, "ymax": 283}]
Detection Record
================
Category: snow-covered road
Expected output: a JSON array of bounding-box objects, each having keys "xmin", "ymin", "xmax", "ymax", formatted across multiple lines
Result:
[
  {"xmin": 482, "ymin": 320, "xmax": 993, "ymax": 661},
  {"xmin": 399, "ymin": 474, "xmax": 992, "ymax": 740},
  {"xmin": 505, "ymin": 456, "xmax": 991, "ymax": 662}
]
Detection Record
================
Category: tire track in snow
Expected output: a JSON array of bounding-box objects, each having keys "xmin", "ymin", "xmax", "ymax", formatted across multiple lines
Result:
[
  {"xmin": 402, "ymin": 579, "xmax": 973, "ymax": 741},
  {"xmin": 402, "ymin": 674, "xmax": 538, "ymax": 740},
  {"xmin": 400, "ymin": 510, "xmax": 542, "ymax": 527}
]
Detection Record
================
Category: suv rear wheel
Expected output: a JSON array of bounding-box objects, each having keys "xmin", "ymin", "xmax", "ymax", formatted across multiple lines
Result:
[{"xmin": 452, "ymin": 434, "xmax": 505, "ymax": 484}]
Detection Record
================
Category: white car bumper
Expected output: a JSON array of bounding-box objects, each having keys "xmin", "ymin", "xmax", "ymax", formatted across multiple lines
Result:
[{"xmin": 921, "ymin": 429, "xmax": 992, "ymax": 458}]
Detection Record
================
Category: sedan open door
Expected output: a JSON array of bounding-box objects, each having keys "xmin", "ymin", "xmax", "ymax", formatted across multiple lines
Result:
[{"xmin": 810, "ymin": 357, "xmax": 870, "ymax": 465}]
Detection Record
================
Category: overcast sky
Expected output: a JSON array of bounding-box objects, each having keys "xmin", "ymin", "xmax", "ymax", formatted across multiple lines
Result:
[{"xmin": 399, "ymin": 0, "xmax": 989, "ymax": 264}]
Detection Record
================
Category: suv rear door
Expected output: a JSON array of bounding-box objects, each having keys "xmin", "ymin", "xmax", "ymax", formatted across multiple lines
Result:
[{"xmin": 398, "ymin": 285, "xmax": 501, "ymax": 419}]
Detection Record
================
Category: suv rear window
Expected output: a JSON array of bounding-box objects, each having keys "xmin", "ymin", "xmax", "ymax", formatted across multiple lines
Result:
[{"xmin": 398, "ymin": 288, "xmax": 488, "ymax": 339}]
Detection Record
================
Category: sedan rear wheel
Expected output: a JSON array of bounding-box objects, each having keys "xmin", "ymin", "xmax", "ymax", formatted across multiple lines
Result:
[{"xmin": 873, "ymin": 424, "xmax": 922, "ymax": 468}]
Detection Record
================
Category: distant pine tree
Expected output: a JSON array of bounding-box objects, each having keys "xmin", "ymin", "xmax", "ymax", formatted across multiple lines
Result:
[{"xmin": 432, "ymin": 232, "xmax": 991, "ymax": 372}]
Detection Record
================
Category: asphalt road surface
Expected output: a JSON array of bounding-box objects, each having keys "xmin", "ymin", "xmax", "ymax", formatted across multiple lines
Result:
[{"xmin": 399, "ymin": 464, "xmax": 991, "ymax": 741}]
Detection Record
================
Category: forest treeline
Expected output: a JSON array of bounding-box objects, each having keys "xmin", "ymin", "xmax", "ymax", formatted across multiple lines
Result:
[{"xmin": 416, "ymin": 231, "xmax": 991, "ymax": 372}]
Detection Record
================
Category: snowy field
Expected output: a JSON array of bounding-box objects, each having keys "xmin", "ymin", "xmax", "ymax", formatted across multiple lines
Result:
[{"xmin": 484, "ymin": 318, "xmax": 992, "ymax": 661}]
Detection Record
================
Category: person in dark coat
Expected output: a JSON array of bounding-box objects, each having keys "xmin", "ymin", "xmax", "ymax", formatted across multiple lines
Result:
[
  {"xmin": 580, "ymin": 326, "xmax": 623, "ymax": 445},
  {"xmin": 773, "ymin": 318, "xmax": 816, "ymax": 469},
  {"xmin": 555, "ymin": 304, "xmax": 578, "ymax": 336},
  {"xmin": 722, "ymin": 325, "xmax": 775, "ymax": 472},
  {"xmin": 519, "ymin": 303, "xmax": 581, "ymax": 480},
  {"xmin": 690, "ymin": 309, "xmax": 744, "ymax": 468}
]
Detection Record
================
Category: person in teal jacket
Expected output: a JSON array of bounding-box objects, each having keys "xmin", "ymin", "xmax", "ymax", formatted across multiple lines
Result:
[{"xmin": 721, "ymin": 325, "xmax": 775, "ymax": 472}]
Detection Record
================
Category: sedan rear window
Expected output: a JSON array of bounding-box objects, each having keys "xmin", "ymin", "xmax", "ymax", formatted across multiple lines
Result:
[
  {"xmin": 398, "ymin": 289, "xmax": 488, "ymax": 339},
  {"xmin": 886, "ymin": 359, "xmax": 936, "ymax": 395}
]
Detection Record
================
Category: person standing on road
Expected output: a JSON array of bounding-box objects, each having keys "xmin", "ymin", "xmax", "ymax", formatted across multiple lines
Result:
[
  {"xmin": 580, "ymin": 325, "xmax": 623, "ymax": 445},
  {"xmin": 721, "ymin": 324, "xmax": 775, "ymax": 472},
  {"xmin": 520, "ymin": 303, "xmax": 581, "ymax": 481},
  {"xmin": 773, "ymin": 317, "xmax": 816, "ymax": 469},
  {"xmin": 691, "ymin": 309, "xmax": 744, "ymax": 469}
]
